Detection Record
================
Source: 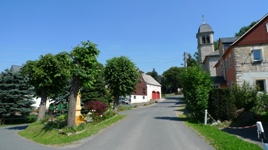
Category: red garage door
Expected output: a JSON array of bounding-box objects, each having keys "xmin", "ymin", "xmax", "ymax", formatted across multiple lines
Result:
[{"xmin": 152, "ymin": 91, "xmax": 156, "ymax": 100}]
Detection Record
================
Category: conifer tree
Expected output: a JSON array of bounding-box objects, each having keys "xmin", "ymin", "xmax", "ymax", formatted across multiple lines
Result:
[{"xmin": 0, "ymin": 69, "xmax": 34, "ymax": 121}]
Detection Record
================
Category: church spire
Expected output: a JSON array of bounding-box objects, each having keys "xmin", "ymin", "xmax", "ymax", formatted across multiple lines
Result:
[{"xmin": 202, "ymin": 15, "xmax": 205, "ymax": 24}]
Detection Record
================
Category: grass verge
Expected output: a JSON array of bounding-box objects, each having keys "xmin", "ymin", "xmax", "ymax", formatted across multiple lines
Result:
[
  {"xmin": 185, "ymin": 121, "xmax": 261, "ymax": 150},
  {"xmin": 18, "ymin": 115, "xmax": 125, "ymax": 146},
  {"xmin": 178, "ymin": 110, "xmax": 261, "ymax": 150}
]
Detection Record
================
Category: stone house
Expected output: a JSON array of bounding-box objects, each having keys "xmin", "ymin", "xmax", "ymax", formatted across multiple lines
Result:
[{"xmin": 214, "ymin": 13, "xmax": 268, "ymax": 92}]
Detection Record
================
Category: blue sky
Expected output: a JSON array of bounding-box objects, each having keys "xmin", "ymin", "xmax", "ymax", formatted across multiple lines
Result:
[{"xmin": 1, "ymin": 1, "xmax": 268, "ymax": 75}]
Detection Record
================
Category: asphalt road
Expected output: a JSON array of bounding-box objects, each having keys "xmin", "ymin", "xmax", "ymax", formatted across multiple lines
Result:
[{"xmin": 0, "ymin": 96, "xmax": 215, "ymax": 150}]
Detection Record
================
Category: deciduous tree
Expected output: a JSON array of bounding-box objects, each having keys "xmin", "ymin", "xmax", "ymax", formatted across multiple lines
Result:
[
  {"xmin": 104, "ymin": 56, "xmax": 139, "ymax": 113},
  {"xmin": 162, "ymin": 67, "xmax": 183, "ymax": 93},
  {"xmin": 22, "ymin": 52, "xmax": 70, "ymax": 121},
  {"xmin": 67, "ymin": 40, "xmax": 100, "ymax": 127},
  {"xmin": 179, "ymin": 66, "xmax": 212, "ymax": 120}
]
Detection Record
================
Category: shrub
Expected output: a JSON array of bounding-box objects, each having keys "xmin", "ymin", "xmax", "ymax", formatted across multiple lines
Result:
[
  {"xmin": 84, "ymin": 100, "xmax": 108, "ymax": 122},
  {"xmin": 231, "ymin": 82, "xmax": 258, "ymax": 111},
  {"xmin": 208, "ymin": 89, "xmax": 236, "ymax": 121},
  {"xmin": 180, "ymin": 66, "xmax": 212, "ymax": 121},
  {"xmin": 252, "ymin": 93, "xmax": 268, "ymax": 115}
]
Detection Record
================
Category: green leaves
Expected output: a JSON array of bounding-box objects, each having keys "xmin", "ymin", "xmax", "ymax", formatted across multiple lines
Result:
[
  {"xmin": 180, "ymin": 66, "xmax": 212, "ymax": 120},
  {"xmin": 104, "ymin": 56, "xmax": 139, "ymax": 96},
  {"xmin": 70, "ymin": 40, "xmax": 100, "ymax": 88}
]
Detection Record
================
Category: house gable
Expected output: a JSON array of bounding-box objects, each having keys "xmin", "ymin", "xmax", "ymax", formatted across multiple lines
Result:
[
  {"xmin": 234, "ymin": 14, "xmax": 268, "ymax": 46},
  {"xmin": 132, "ymin": 74, "xmax": 147, "ymax": 96}
]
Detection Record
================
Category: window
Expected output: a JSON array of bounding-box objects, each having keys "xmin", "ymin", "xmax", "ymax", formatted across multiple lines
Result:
[
  {"xmin": 134, "ymin": 96, "xmax": 136, "ymax": 99},
  {"xmin": 206, "ymin": 35, "xmax": 210, "ymax": 43},
  {"xmin": 202, "ymin": 36, "xmax": 206, "ymax": 44},
  {"xmin": 266, "ymin": 22, "xmax": 268, "ymax": 32},
  {"xmin": 229, "ymin": 54, "xmax": 232, "ymax": 67},
  {"xmin": 256, "ymin": 80, "xmax": 266, "ymax": 92},
  {"xmin": 201, "ymin": 35, "xmax": 210, "ymax": 44},
  {"xmin": 224, "ymin": 58, "xmax": 228, "ymax": 70},
  {"xmin": 142, "ymin": 96, "xmax": 145, "ymax": 99},
  {"xmin": 252, "ymin": 49, "xmax": 263, "ymax": 62}
]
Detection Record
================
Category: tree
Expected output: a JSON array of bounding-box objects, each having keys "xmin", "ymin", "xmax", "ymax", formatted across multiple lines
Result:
[
  {"xmin": 214, "ymin": 40, "xmax": 219, "ymax": 50},
  {"xmin": 104, "ymin": 56, "xmax": 139, "ymax": 113},
  {"xmin": 0, "ymin": 69, "xmax": 34, "ymax": 122},
  {"xmin": 162, "ymin": 67, "xmax": 183, "ymax": 93},
  {"xmin": 22, "ymin": 52, "xmax": 70, "ymax": 121},
  {"xmin": 81, "ymin": 63, "xmax": 109, "ymax": 103},
  {"xmin": 179, "ymin": 66, "xmax": 212, "ymax": 120},
  {"xmin": 186, "ymin": 52, "xmax": 199, "ymax": 67},
  {"xmin": 67, "ymin": 40, "xmax": 100, "ymax": 127},
  {"xmin": 235, "ymin": 21, "xmax": 257, "ymax": 37},
  {"xmin": 146, "ymin": 68, "xmax": 161, "ymax": 83}
]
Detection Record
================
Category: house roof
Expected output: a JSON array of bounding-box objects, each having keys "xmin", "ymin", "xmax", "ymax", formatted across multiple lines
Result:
[
  {"xmin": 211, "ymin": 76, "xmax": 226, "ymax": 84},
  {"xmin": 219, "ymin": 37, "xmax": 238, "ymax": 43},
  {"xmin": 231, "ymin": 13, "xmax": 268, "ymax": 46},
  {"xmin": 142, "ymin": 74, "xmax": 161, "ymax": 86},
  {"xmin": 10, "ymin": 65, "xmax": 22, "ymax": 72}
]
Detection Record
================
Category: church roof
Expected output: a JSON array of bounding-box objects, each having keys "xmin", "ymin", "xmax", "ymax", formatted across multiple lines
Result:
[
  {"xmin": 207, "ymin": 50, "xmax": 219, "ymax": 56},
  {"xmin": 198, "ymin": 23, "xmax": 213, "ymax": 33}
]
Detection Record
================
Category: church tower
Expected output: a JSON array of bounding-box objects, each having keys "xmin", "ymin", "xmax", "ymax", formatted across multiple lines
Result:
[{"xmin": 196, "ymin": 17, "xmax": 214, "ymax": 69}]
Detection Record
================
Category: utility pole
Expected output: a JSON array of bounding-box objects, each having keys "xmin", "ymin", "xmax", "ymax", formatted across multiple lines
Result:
[{"xmin": 183, "ymin": 52, "xmax": 187, "ymax": 68}]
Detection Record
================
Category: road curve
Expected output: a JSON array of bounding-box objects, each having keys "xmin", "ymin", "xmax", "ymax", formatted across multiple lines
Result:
[{"xmin": 0, "ymin": 96, "xmax": 215, "ymax": 150}]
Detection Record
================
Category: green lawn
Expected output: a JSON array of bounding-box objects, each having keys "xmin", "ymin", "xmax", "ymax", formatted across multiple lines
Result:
[{"xmin": 18, "ymin": 115, "xmax": 125, "ymax": 146}]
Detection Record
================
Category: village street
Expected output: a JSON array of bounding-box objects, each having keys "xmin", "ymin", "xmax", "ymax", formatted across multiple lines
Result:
[{"xmin": 0, "ymin": 96, "xmax": 214, "ymax": 150}]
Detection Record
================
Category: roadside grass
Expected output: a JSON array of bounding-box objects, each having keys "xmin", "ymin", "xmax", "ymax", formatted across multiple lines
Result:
[
  {"xmin": 18, "ymin": 115, "xmax": 125, "ymax": 146},
  {"xmin": 118, "ymin": 105, "xmax": 132, "ymax": 111},
  {"xmin": 162, "ymin": 93, "xmax": 176, "ymax": 98},
  {"xmin": 178, "ymin": 111, "xmax": 261, "ymax": 150},
  {"xmin": 185, "ymin": 121, "xmax": 261, "ymax": 150}
]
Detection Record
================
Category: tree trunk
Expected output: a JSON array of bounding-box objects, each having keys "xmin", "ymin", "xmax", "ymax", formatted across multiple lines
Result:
[
  {"xmin": 37, "ymin": 88, "xmax": 47, "ymax": 121},
  {"xmin": 113, "ymin": 92, "xmax": 120, "ymax": 113},
  {"xmin": 67, "ymin": 77, "xmax": 80, "ymax": 127}
]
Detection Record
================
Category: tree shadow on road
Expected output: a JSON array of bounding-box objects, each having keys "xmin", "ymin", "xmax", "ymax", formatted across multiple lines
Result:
[
  {"xmin": 154, "ymin": 116, "xmax": 187, "ymax": 121},
  {"xmin": 7, "ymin": 125, "xmax": 28, "ymax": 130}
]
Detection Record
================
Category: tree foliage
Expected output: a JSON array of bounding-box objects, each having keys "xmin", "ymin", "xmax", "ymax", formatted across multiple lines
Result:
[
  {"xmin": 146, "ymin": 68, "xmax": 161, "ymax": 83},
  {"xmin": 235, "ymin": 21, "xmax": 257, "ymax": 37},
  {"xmin": 67, "ymin": 40, "xmax": 100, "ymax": 127},
  {"xmin": 0, "ymin": 69, "xmax": 34, "ymax": 121},
  {"xmin": 179, "ymin": 66, "xmax": 212, "ymax": 120},
  {"xmin": 162, "ymin": 67, "xmax": 183, "ymax": 93},
  {"xmin": 104, "ymin": 56, "xmax": 139, "ymax": 113},
  {"xmin": 81, "ymin": 63, "xmax": 109, "ymax": 103},
  {"xmin": 22, "ymin": 52, "xmax": 70, "ymax": 121}
]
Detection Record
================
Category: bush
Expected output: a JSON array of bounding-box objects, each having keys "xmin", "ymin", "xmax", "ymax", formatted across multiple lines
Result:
[
  {"xmin": 208, "ymin": 89, "xmax": 236, "ymax": 121},
  {"xmin": 84, "ymin": 100, "xmax": 108, "ymax": 122},
  {"xmin": 252, "ymin": 93, "xmax": 268, "ymax": 115},
  {"xmin": 231, "ymin": 82, "xmax": 258, "ymax": 111},
  {"xmin": 180, "ymin": 66, "xmax": 212, "ymax": 121}
]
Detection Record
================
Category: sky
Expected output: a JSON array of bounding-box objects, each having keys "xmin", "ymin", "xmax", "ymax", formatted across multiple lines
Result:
[{"xmin": 1, "ymin": 1, "xmax": 268, "ymax": 75}]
